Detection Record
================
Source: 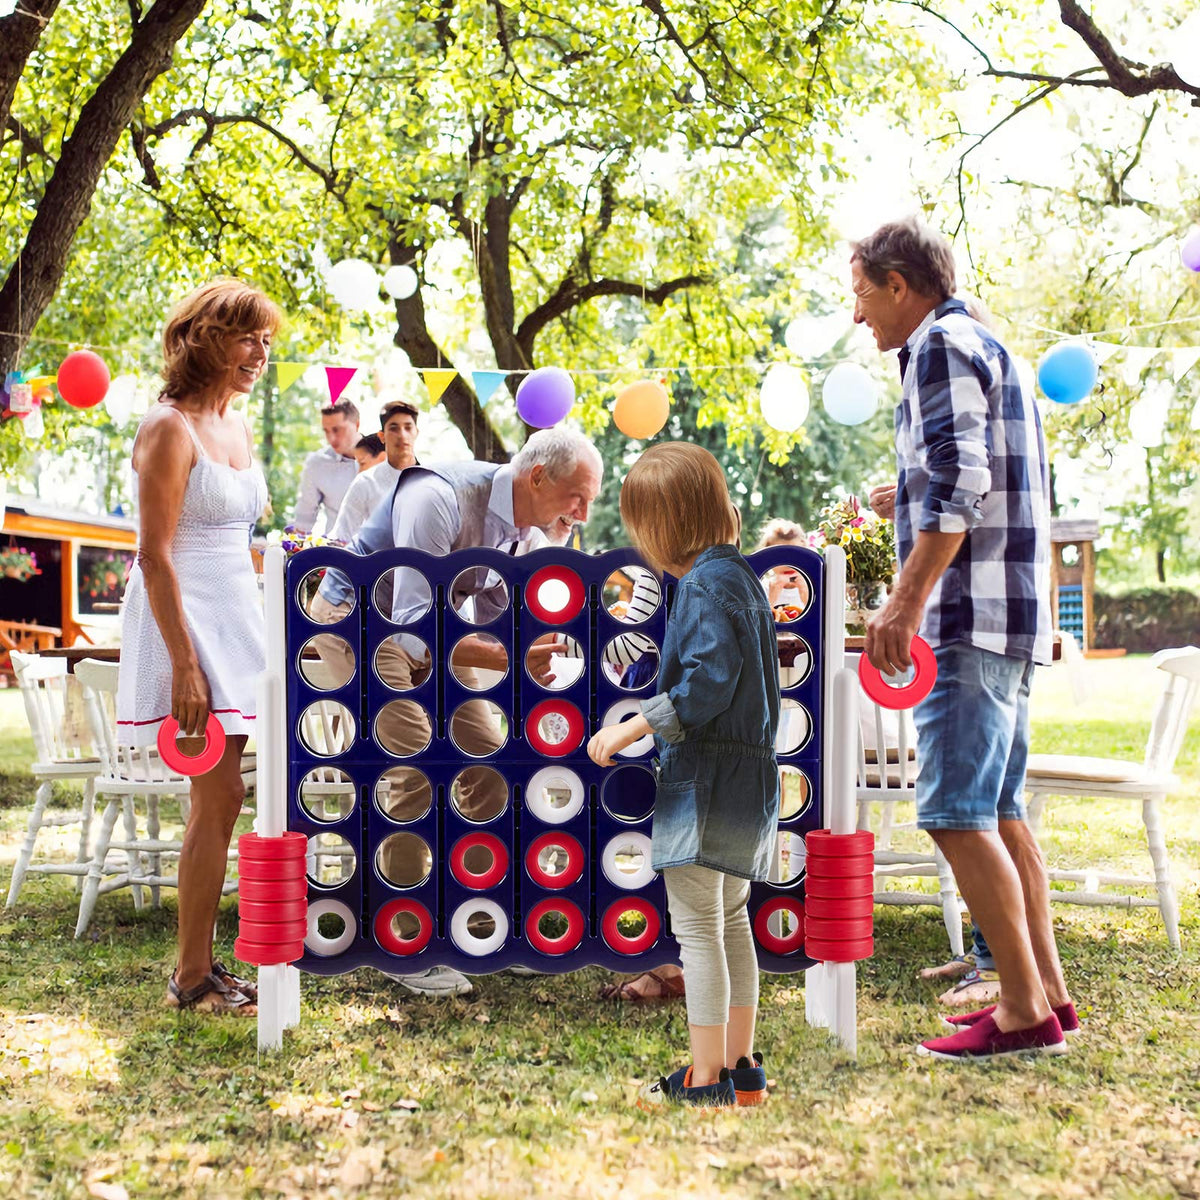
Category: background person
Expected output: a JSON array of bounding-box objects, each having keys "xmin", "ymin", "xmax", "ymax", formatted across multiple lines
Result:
[
  {"xmin": 329, "ymin": 401, "xmax": 421, "ymax": 545},
  {"xmin": 115, "ymin": 278, "xmax": 281, "ymax": 1016},
  {"xmin": 290, "ymin": 398, "xmax": 360, "ymax": 534},
  {"xmin": 352, "ymin": 432, "xmax": 386, "ymax": 472}
]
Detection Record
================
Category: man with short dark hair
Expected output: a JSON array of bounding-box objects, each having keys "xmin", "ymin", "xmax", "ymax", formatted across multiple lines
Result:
[
  {"xmin": 329, "ymin": 401, "xmax": 420, "ymax": 544},
  {"xmin": 291, "ymin": 399, "xmax": 360, "ymax": 533},
  {"xmin": 852, "ymin": 216, "xmax": 1074, "ymax": 1060}
]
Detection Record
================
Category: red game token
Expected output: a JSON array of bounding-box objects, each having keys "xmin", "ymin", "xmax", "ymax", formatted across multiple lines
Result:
[
  {"xmin": 524, "ymin": 700, "xmax": 585, "ymax": 757},
  {"xmin": 803, "ymin": 873, "xmax": 875, "ymax": 899},
  {"xmin": 803, "ymin": 893, "xmax": 874, "ymax": 920},
  {"xmin": 752, "ymin": 896, "xmax": 806, "ymax": 955},
  {"xmin": 525, "ymin": 566, "xmax": 586, "ymax": 624},
  {"xmin": 802, "ymin": 915, "xmax": 874, "ymax": 941},
  {"xmin": 238, "ymin": 917, "xmax": 309, "ymax": 943},
  {"xmin": 857, "ymin": 636, "xmax": 937, "ymax": 710},
  {"xmin": 525, "ymin": 898, "xmax": 585, "ymax": 955},
  {"xmin": 601, "ymin": 898, "xmax": 661, "ymax": 955},
  {"xmin": 374, "ymin": 899, "xmax": 434, "ymax": 955},
  {"xmin": 449, "ymin": 833, "xmax": 510, "ymax": 890},
  {"xmin": 237, "ymin": 898, "xmax": 309, "ymax": 923},
  {"xmin": 156, "ymin": 714, "xmax": 227, "ymax": 776},
  {"xmin": 524, "ymin": 832, "xmax": 584, "ymax": 889},
  {"xmin": 805, "ymin": 936, "xmax": 874, "ymax": 963},
  {"xmin": 237, "ymin": 877, "xmax": 308, "ymax": 903}
]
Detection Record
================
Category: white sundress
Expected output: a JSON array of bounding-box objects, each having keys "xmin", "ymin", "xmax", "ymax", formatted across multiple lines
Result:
[{"xmin": 116, "ymin": 408, "xmax": 268, "ymax": 748}]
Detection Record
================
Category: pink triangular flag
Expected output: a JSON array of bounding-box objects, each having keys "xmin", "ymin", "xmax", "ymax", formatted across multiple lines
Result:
[{"xmin": 325, "ymin": 366, "xmax": 357, "ymax": 405}]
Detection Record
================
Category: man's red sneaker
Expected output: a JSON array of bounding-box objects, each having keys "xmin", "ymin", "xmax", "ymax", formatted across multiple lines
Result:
[
  {"xmin": 916, "ymin": 1013, "xmax": 1068, "ymax": 1060},
  {"xmin": 942, "ymin": 1001, "xmax": 1080, "ymax": 1036}
]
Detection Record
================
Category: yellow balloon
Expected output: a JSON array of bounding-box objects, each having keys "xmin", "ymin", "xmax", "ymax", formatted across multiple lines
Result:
[{"xmin": 613, "ymin": 380, "xmax": 670, "ymax": 439}]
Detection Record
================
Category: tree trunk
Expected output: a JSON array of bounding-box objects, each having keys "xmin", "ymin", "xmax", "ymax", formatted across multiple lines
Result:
[
  {"xmin": 1156, "ymin": 547, "xmax": 1166, "ymax": 584},
  {"xmin": 0, "ymin": 0, "xmax": 209, "ymax": 377},
  {"xmin": 0, "ymin": 0, "xmax": 60, "ymax": 133}
]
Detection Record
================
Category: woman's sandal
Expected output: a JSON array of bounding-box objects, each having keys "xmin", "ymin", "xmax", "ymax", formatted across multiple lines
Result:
[
  {"xmin": 598, "ymin": 969, "xmax": 686, "ymax": 1003},
  {"xmin": 211, "ymin": 960, "xmax": 258, "ymax": 1002},
  {"xmin": 167, "ymin": 971, "xmax": 257, "ymax": 1016}
]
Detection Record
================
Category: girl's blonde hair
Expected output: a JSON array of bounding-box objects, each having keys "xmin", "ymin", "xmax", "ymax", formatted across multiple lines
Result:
[
  {"xmin": 161, "ymin": 279, "xmax": 282, "ymax": 399},
  {"xmin": 619, "ymin": 443, "xmax": 739, "ymax": 573}
]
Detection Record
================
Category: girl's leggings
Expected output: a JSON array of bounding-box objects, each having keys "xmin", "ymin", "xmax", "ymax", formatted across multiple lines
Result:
[{"xmin": 662, "ymin": 864, "xmax": 759, "ymax": 1027}]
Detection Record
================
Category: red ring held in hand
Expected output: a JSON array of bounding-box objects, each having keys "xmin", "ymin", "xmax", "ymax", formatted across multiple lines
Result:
[
  {"xmin": 524, "ymin": 700, "xmax": 585, "ymax": 757},
  {"xmin": 449, "ymin": 833, "xmax": 510, "ymax": 890},
  {"xmin": 237, "ymin": 897, "xmax": 309, "ymax": 923},
  {"xmin": 234, "ymin": 936, "xmax": 305, "ymax": 966},
  {"xmin": 752, "ymin": 897, "xmax": 806, "ymax": 956},
  {"xmin": 524, "ymin": 832, "xmax": 584, "ymax": 889},
  {"xmin": 157, "ymin": 714, "xmax": 227, "ymax": 776},
  {"xmin": 857, "ymin": 635, "xmax": 937, "ymax": 710},
  {"xmin": 525, "ymin": 566, "xmax": 586, "ymax": 624},
  {"xmin": 601, "ymin": 898, "xmax": 661, "ymax": 955},
  {"xmin": 374, "ymin": 899, "xmax": 434, "ymax": 955},
  {"xmin": 525, "ymin": 898, "xmax": 585, "ymax": 955},
  {"xmin": 238, "ymin": 877, "xmax": 308, "ymax": 903},
  {"xmin": 803, "ymin": 874, "xmax": 875, "ymax": 899},
  {"xmin": 805, "ymin": 935, "xmax": 874, "ymax": 963}
]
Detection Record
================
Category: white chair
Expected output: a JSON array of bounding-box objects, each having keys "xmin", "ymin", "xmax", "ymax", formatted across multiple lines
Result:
[
  {"xmin": 1024, "ymin": 645, "xmax": 1200, "ymax": 949},
  {"xmin": 72, "ymin": 658, "xmax": 256, "ymax": 935},
  {"xmin": 5, "ymin": 651, "xmax": 102, "ymax": 907}
]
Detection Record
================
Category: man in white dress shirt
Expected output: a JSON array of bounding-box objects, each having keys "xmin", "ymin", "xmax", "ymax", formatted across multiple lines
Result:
[
  {"xmin": 328, "ymin": 401, "xmax": 420, "ymax": 544},
  {"xmin": 290, "ymin": 399, "xmax": 361, "ymax": 534}
]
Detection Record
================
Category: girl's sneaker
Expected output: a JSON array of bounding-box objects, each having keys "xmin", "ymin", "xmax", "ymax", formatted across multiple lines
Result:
[
  {"xmin": 729, "ymin": 1052, "xmax": 767, "ymax": 1106},
  {"xmin": 942, "ymin": 1001, "xmax": 1080, "ymax": 1036},
  {"xmin": 640, "ymin": 1065, "xmax": 736, "ymax": 1109}
]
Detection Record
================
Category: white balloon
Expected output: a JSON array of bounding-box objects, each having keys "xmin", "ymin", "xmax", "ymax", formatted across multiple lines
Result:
[
  {"xmin": 759, "ymin": 364, "xmax": 810, "ymax": 432},
  {"xmin": 822, "ymin": 362, "xmax": 879, "ymax": 426},
  {"xmin": 1171, "ymin": 13, "xmax": 1200, "ymax": 88},
  {"xmin": 23, "ymin": 405, "xmax": 44, "ymax": 440},
  {"xmin": 105, "ymin": 373, "xmax": 138, "ymax": 425},
  {"xmin": 382, "ymin": 264, "xmax": 419, "ymax": 299},
  {"xmin": 784, "ymin": 314, "xmax": 848, "ymax": 360},
  {"xmin": 325, "ymin": 258, "xmax": 380, "ymax": 311}
]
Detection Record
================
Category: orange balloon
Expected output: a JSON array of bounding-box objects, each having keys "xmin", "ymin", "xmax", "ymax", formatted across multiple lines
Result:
[{"xmin": 613, "ymin": 380, "xmax": 670, "ymax": 439}]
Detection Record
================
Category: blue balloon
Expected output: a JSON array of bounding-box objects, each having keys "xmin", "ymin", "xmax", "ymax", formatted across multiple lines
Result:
[{"xmin": 1037, "ymin": 342, "xmax": 1097, "ymax": 405}]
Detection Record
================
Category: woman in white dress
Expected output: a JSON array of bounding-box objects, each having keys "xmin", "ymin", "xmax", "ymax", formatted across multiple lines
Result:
[{"xmin": 116, "ymin": 279, "xmax": 280, "ymax": 1015}]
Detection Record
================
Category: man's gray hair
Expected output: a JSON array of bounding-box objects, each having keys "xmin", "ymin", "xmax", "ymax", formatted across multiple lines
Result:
[
  {"xmin": 851, "ymin": 216, "xmax": 956, "ymax": 301},
  {"xmin": 511, "ymin": 426, "xmax": 602, "ymax": 480}
]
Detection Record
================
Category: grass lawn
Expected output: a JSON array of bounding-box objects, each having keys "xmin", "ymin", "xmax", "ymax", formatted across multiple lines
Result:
[{"xmin": 0, "ymin": 657, "xmax": 1197, "ymax": 1199}]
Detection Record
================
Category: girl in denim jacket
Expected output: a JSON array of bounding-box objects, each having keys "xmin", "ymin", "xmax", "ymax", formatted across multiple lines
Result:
[{"xmin": 587, "ymin": 443, "xmax": 781, "ymax": 1108}]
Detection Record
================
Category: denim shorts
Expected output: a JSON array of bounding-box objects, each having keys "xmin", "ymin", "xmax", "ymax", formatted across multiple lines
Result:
[{"xmin": 913, "ymin": 641, "xmax": 1034, "ymax": 831}]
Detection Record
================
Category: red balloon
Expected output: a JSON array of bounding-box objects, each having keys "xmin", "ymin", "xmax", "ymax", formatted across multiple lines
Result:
[{"xmin": 57, "ymin": 350, "xmax": 110, "ymax": 408}]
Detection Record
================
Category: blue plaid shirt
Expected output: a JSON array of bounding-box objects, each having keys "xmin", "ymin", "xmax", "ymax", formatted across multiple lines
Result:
[{"xmin": 895, "ymin": 299, "xmax": 1052, "ymax": 664}]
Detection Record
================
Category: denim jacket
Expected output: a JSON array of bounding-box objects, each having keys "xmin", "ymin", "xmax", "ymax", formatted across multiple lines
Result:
[{"xmin": 639, "ymin": 544, "xmax": 781, "ymax": 880}]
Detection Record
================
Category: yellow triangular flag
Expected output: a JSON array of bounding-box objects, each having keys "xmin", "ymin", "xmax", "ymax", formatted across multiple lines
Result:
[
  {"xmin": 275, "ymin": 362, "xmax": 308, "ymax": 393},
  {"xmin": 422, "ymin": 369, "xmax": 458, "ymax": 405}
]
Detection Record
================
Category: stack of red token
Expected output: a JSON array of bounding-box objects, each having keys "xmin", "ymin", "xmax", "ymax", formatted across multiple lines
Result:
[
  {"xmin": 235, "ymin": 832, "xmax": 310, "ymax": 965},
  {"xmin": 803, "ymin": 829, "xmax": 875, "ymax": 962}
]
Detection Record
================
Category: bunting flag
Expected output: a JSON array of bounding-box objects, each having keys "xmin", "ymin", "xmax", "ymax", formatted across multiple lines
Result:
[
  {"xmin": 1119, "ymin": 346, "xmax": 1160, "ymax": 387},
  {"xmin": 1087, "ymin": 341, "xmax": 1122, "ymax": 367},
  {"xmin": 325, "ymin": 366, "xmax": 358, "ymax": 405},
  {"xmin": 274, "ymin": 362, "xmax": 308, "ymax": 394},
  {"xmin": 472, "ymin": 370, "xmax": 509, "ymax": 407},
  {"xmin": 422, "ymin": 368, "xmax": 458, "ymax": 405},
  {"xmin": 1172, "ymin": 347, "xmax": 1200, "ymax": 383}
]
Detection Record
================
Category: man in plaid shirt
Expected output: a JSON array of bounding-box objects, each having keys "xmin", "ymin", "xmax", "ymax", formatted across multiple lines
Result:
[{"xmin": 852, "ymin": 217, "xmax": 1075, "ymax": 1060}]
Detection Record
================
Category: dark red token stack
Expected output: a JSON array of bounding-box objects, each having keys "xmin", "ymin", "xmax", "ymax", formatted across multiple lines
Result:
[
  {"xmin": 803, "ymin": 829, "xmax": 875, "ymax": 962},
  {"xmin": 235, "ymin": 832, "xmax": 309, "ymax": 965}
]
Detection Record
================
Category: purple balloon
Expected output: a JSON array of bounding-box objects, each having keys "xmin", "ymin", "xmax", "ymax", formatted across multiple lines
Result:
[
  {"xmin": 516, "ymin": 366, "xmax": 575, "ymax": 428},
  {"xmin": 1182, "ymin": 229, "xmax": 1200, "ymax": 273}
]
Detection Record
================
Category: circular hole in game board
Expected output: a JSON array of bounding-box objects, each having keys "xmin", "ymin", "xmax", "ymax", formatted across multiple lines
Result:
[
  {"xmin": 298, "ymin": 701, "xmax": 356, "ymax": 757},
  {"xmin": 297, "ymin": 567, "xmax": 355, "ymax": 624},
  {"xmin": 779, "ymin": 768, "xmax": 812, "ymax": 821},
  {"xmin": 374, "ymin": 766, "xmax": 433, "ymax": 823},
  {"xmin": 600, "ymin": 765, "xmax": 656, "ymax": 824},
  {"xmin": 391, "ymin": 908, "xmax": 423, "ymax": 942},
  {"xmin": 375, "ymin": 832, "xmax": 433, "ymax": 888},
  {"xmin": 298, "ymin": 767, "xmax": 356, "ymax": 823},
  {"xmin": 374, "ymin": 637, "xmax": 432, "ymax": 691},
  {"xmin": 449, "ymin": 700, "xmax": 509, "ymax": 757},
  {"xmin": 602, "ymin": 566, "xmax": 662, "ymax": 624},
  {"xmin": 297, "ymin": 634, "xmax": 355, "ymax": 690},
  {"xmin": 538, "ymin": 909, "xmax": 569, "ymax": 939},
  {"xmin": 777, "ymin": 636, "xmax": 814, "ymax": 688},
  {"xmin": 374, "ymin": 700, "xmax": 433, "ymax": 757},
  {"xmin": 449, "ymin": 566, "xmax": 510, "ymax": 626},
  {"xmin": 753, "ymin": 896, "xmax": 805, "ymax": 955},
  {"xmin": 525, "ymin": 632, "xmax": 585, "ymax": 690},
  {"xmin": 760, "ymin": 564, "xmax": 813, "ymax": 623},
  {"xmin": 372, "ymin": 568, "xmax": 432, "ymax": 624},
  {"xmin": 450, "ymin": 766, "xmax": 508, "ymax": 823},
  {"xmin": 317, "ymin": 910, "xmax": 345, "ymax": 939},
  {"xmin": 463, "ymin": 844, "xmax": 495, "ymax": 876},
  {"xmin": 524, "ymin": 767, "xmax": 584, "ymax": 824},
  {"xmin": 772, "ymin": 830, "xmax": 807, "ymax": 883},
  {"xmin": 601, "ymin": 632, "xmax": 660, "ymax": 691},
  {"xmin": 449, "ymin": 633, "xmax": 509, "ymax": 691},
  {"xmin": 525, "ymin": 898, "xmax": 586, "ymax": 955},
  {"xmin": 776, "ymin": 700, "xmax": 813, "ymax": 755},
  {"xmin": 305, "ymin": 833, "xmax": 357, "ymax": 889},
  {"xmin": 525, "ymin": 566, "xmax": 586, "ymax": 624}
]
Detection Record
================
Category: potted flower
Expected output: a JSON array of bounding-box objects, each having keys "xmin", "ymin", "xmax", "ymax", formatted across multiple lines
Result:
[
  {"xmin": 811, "ymin": 496, "xmax": 896, "ymax": 630},
  {"xmin": 0, "ymin": 545, "xmax": 40, "ymax": 583}
]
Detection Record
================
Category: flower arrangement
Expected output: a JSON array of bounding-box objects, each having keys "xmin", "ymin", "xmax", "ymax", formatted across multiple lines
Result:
[
  {"xmin": 811, "ymin": 495, "xmax": 896, "ymax": 587},
  {"xmin": 0, "ymin": 545, "xmax": 40, "ymax": 583},
  {"xmin": 268, "ymin": 527, "xmax": 335, "ymax": 555},
  {"xmin": 82, "ymin": 551, "xmax": 133, "ymax": 601}
]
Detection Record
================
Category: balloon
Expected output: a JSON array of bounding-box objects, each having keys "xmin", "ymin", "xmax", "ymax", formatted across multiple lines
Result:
[
  {"xmin": 1171, "ymin": 14, "xmax": 1200, "ymax": 88},
  {"xmin": 613, "ymin": 380, "xmax": 670, "ymax": 439},
  {"xmin": 821, "ymin": 362, "xmax": 879, "ymax": 425},
  {"xmin": 23, "ymin": 405, "xmax": 44, "ymax": 440},
  {"xmin": 1037, "ymin": 341, "xmax": 1097, "ymax": 405},
  {"xmin": 104, "ymin": 374, "xmax": 139, "ymax": 425},
  {"xmin": 1181, "ymin": 228, "xmax": 1200, "ymax": 273},
  {"xmin": 759, "ymin": 364, "xmax": 810, "ymax": 432},
  {"xmin": 326, "ymin": 258, "xmax": 380, "ymax": 310},
  {"xmin": 383, "ymin": 264, "xmax": 419, "ymax": 299},
  {"xmin": 784, "ymin": 314, "xmax": 848, "ymax": 359},
  {"xmin": 57, "ymin": 350, "xmax": 110, "ymax": 408},
  {"xmin": 516, "ymin": 367, "xmax": 575, "ymax": 428}
]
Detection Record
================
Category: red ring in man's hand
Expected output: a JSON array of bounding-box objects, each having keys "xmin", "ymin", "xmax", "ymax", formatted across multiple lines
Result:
[
  {"xmin": 157, "ymin": 714, "xmax": 227, "ymax": 776},
  {"xmin": 857, "ymin": 636, "xmax": 937, "ymax": 710}
]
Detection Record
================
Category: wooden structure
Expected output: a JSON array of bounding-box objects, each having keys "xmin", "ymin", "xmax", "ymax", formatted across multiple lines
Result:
[
  {"xmin": 0, "ymin": 496, "xmax": 136, "ymax": 653},
  {"xmin": 1050, "ymin": 516, "xmax": 1099, "ymax": 652}
]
